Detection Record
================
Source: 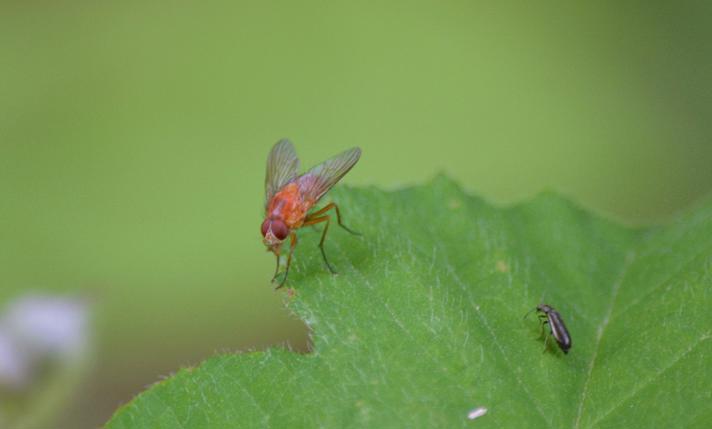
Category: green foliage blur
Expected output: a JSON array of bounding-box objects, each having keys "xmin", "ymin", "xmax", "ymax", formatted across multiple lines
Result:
[
  {"xmin": 1, "ymin": 1, "xmax": 711, "ymax": 427},
  {"xmin": 107, "ymin": 178, "xmax": 712, "ymax": 429}
]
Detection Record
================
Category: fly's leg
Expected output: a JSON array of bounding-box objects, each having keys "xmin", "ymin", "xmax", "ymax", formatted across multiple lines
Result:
[
  {"xmin": 274, "ymin": 233, "xmax": 298, "ymax": 290},
  {"xmin": 308, "ymin": 202, "xmax": 360, "ymax": 236},
  {"xmin": 303, "ymin": 215, "xmax": 337, "ymax": 274},
  {"xmin": 271, "ymin": 253, "xmax": 281, "ymax": 282},
  {"xmin": 318, "ymin": 216, "xmax": 336, "ymax": 274},
  {"xmin": 302, "ymin": 203, "xmax": 361, "ymax": 276}
]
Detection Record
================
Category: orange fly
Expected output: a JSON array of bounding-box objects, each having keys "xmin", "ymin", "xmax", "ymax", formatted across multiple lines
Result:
[{"xmin": 261, "ymin": 139, "xmax": 361, "ymax": 288}]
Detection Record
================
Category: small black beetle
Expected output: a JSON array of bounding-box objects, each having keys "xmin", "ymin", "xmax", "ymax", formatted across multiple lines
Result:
[{"xmin": 525, "ymin": 304, "xmax": 572, "ymax": 354}]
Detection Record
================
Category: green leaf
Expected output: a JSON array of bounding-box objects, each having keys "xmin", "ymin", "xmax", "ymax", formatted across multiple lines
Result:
[{"xmin": 107, "ymin": 177, "xmax": 712, "ymax": 428}]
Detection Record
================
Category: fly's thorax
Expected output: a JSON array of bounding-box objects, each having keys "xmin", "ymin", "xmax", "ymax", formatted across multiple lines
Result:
[{"xmin": 267, "ymin": 183, "xmax": 308, "ymax": 228}]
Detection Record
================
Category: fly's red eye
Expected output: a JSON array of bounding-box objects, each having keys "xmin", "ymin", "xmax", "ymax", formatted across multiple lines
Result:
[
  {"xmin": 260, "ymin": 219, "xmax": 270, "ymax": 237},
  {"xmin": 271, "ymin": 220, "xmax": 289, "ymax": 240}
]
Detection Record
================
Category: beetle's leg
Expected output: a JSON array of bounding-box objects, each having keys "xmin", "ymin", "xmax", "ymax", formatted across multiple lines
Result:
[
  {"xmin": 542, "ymin": 332, "xmax": 550, "ymax": 353},
  {"xmin": 275, "ymin": 233, "xmax": 298, "ymax": 289},
  {"xmin": 308, "ymin": 202, "xmax": 360, "ymax": 236},
  {"xmin": 539, "ymin": 319, "xmax": 549, "ymax": 339},
  {"xmin": 536, "ymin": 313, "xmax": 548, "ymax": 338},
  {"xmin": 303, "ymin": 215, "xmax": 336, "ymax": 274}
]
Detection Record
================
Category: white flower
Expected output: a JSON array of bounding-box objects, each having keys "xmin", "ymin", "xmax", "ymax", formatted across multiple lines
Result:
[
  {"xmin": 0, "ymin": 294, "xmax": 89, "ymax": 391},
  {"xmin": 0, "ymin": 329, "xmax": 28, "ymax": 389}
]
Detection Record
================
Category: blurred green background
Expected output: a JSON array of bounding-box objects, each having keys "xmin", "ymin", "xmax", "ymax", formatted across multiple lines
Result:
[{"xmin": 1, "ymin": 1, "xmax": 711, "ymax": 427}]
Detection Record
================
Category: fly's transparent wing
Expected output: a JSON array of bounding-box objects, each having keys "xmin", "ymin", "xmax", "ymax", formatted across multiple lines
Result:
[
  {"xmin": 265, "ymin": 139, "xmax": 300, "ymax": 206},
  {"xmin": 297, "ymin": 147, "xmax": 361, "ymax": 203}
]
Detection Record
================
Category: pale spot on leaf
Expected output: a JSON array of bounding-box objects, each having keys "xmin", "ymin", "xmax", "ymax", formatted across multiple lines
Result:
[{"xmin": 467, "ymin": 406, "xmax": 487, "ymax": 420}]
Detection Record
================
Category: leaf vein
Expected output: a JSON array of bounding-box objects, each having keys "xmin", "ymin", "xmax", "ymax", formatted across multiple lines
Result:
[
  {"xmin": 573, "ymin": 251, "xmax": 636, "ymax": 429},
  {"xmin": 611, "ymin": 241, "xmax": 712, "ymax": 322},
  {"xmin": 588, "ymin": 332, "xmax": 712, "ymax": 427},
  {"xmin": 446, "ymin": 262, "xmax": 555, "ymax": 428}
]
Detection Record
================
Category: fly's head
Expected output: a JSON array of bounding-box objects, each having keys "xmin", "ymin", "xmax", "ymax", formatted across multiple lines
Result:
[{"xmin": 261, "ymin": 218, "xmax": 290, "ymax": 253}]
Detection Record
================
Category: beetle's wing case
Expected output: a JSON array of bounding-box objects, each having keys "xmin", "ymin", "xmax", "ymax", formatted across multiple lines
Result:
[
  {"xmin": 297, "ymin": 147, "xmax": 361, "ymax": 204},
  {"xmin": 265, "ymin": 139, "xmax": 300, "ymax": 207},
  {"xmin": 548, "ymin": 311, "xmax": 572, "ymax": 352}
]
